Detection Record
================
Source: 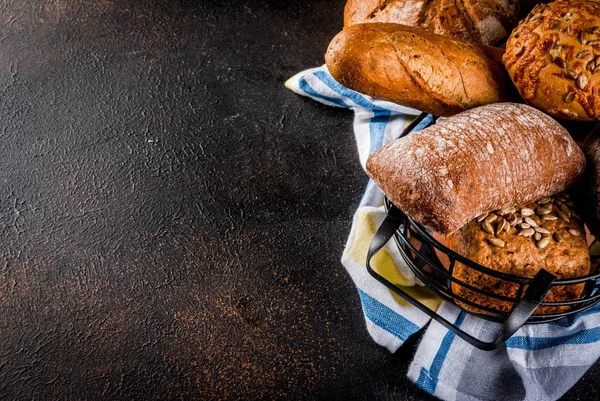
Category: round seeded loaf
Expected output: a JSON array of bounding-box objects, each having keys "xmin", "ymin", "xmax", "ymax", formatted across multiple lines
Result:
[
  {"xmin": 366, "ymin": 103, "xmax": 586, "ymax": 234},
  {"xmin": 503, "ymin": 0, "xmax": 600, "ymax": 121},
  {"xmin": 447, "ymin": 194, "xmax": 590, "ymax": 315},
  {"xmin": 344, "ymin": 0, "xmax": 520, "ymax": 46}
]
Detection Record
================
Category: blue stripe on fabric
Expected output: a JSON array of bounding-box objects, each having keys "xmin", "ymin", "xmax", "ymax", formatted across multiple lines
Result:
[
  {"xmin": 413, "ymin": 114, "xmax": 435, "ymax": 133},
  {"xmin": 358, "ymin": 289, "xmax": 420, "ymax": 341},
  {"xmin": 416, "ymin": 312, "xmax": 467, "ymax": 394},
  {"xmin": 369, "ymin": 110, "xmax": 391, "ymax": 155},
  {"xmin": 359, "ymin": 179, "xmax": 374, "ymax": 205},
  {"xmin": 549, "ymin": 306, "xmax": 600, "ymax": 328},
  {"xmin": 298, "ymin": 76, "xmax": 350, "ymax": 108},
  {"xmin": 313, "ymin": 70, "xmax": 388, "ymax": 111},
  {"xmin": 506, "ymin": 326, "xmax": 600, "ymax": 350}
]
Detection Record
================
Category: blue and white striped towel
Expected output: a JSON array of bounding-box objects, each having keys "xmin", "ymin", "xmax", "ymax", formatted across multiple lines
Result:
[{"xmin": 285, "ymin": 65, "xmax": 600, "ymax": 401}]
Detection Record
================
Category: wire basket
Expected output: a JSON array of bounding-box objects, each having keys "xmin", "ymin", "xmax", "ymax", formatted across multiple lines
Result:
[{"xmin": 366, "ymin": 113, "xmax": 600, "ymax": 351}]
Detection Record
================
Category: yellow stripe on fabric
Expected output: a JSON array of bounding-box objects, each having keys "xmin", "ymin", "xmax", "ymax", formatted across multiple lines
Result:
[
  {"xmin": 391, "ymin": 286, "xmax": 442, "ymax": 311},
  {"xmin": 348, "ymin": 208, "xmax": 442, "ymax": 311},
  {"xmin": 348, "ymin": 209, "xmax": 411, "ymax": 287}
]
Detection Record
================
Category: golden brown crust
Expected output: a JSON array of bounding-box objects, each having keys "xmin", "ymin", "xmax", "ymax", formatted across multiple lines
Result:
[
  {"xmin": 503, "ymin": 0, "xmax": 600, "ymax": 121},
  {"xmin": 572, "ymin": 126, "xmax": 600, "ymax": 240},
  {"xmin": 344, "ymin": 0, "xmax": 519, "ymax": 45},
  {"xmin": 325, "ymin": 23, "xmax": 511, "ymax": 117},
  {"xmin": 365, "ymin": 103, "xmax": 586, "ymax": 234},
  {"xmin": 446, "ymin": 194, "xmax": 590, "ymax": 315}
]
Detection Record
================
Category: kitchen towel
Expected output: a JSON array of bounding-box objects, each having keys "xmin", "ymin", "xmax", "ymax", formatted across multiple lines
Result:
[{"xmin": 285, "ymin": 65, "xmax": 600, "ymax": 401}]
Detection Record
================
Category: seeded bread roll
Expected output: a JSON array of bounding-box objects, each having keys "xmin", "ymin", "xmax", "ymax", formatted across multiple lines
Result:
[
  {"xmin": 447, "ymin": 193, "xmax": 590, "ymax": 315},
  {"xmin": 503, "ymin": 0, "xmax": 600, "ymax": 121},
  {"xmin": 366, "ymin": 103, "xmax": 586, "ymax": 234},
  {"xmin": 344, "ymin": 0, "xmax": 520, "ymax": 46},
  {"xmin": 325, "ymin": 23, "xmax": 511, "ymax": 117}
]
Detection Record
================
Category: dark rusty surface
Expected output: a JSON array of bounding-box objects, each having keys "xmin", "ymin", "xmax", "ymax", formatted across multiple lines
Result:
[{"xmin": 0, "ymin": 0, "xmax": 596, "ymax": 400}]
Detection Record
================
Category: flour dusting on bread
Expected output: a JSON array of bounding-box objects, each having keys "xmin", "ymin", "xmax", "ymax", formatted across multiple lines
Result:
[{"xmin": 366, "ymin": 103, "xmax": 586, "ymax": 234}]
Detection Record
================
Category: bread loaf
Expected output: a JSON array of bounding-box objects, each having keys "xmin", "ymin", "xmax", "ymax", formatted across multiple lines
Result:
[
  {"xmin": 572, "ymin": 126, "xmax": 600, "ymax": 240},
  {"xmin": 325, "ymin": 23, "xmax": 511, "ymax": 117},
  {"xmin": 366, "ymin": 103, "xmax": 586, "ymax": 234},
  {"xmin": 344, "ymin": 0, "xmax": 520, "ymax": 46},
  {"xmin": 447, "ymin": 193, "xmax": 590, "ymax": 315},
  {"xmin": 503, "ymin": 0, "xmax": 600, "ymax": 121}
]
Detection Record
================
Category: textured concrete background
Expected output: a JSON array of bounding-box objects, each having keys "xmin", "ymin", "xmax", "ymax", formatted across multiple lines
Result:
[{"xmin": 0, "ymin": 0, "xmax": 596, "ymax": 399}]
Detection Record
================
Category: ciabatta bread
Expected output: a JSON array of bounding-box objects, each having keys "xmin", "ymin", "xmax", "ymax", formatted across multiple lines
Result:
[
  {"xmin": 366, "ymin": 103, "xmax": 586, "ymax": 234},
  {"xmin": 325, "ymin": 23, "xmax": 511, "ymax": 117}
]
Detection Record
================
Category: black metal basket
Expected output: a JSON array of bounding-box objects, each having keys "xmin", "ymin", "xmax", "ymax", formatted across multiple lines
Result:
[{"xmin": 366, "ymin": 113, "xmax": 600, "ymax": 351}]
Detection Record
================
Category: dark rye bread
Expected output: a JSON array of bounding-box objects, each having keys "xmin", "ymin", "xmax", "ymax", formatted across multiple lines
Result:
[
  {"xmin": 447, "ymin": 194, "xmax": 590, "ymax": 315},
  {"xmin": 325, "ymin": 23, "xmax": 511, "ymax": 117},
  {"xmin": 366, "ymin": 103, "xmax": 586, "ymax": 234},
  {"xmin": 344, "ymin": 0, "xmax": 520, "ymax": 46}
]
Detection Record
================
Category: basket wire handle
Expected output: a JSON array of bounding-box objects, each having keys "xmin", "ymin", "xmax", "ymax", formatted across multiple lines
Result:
[{"xmin": 366, "ymin": 209, "xmax": 557, "ymax": 351}]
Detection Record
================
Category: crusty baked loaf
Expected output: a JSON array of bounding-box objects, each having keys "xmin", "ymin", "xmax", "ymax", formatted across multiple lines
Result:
[
  {"xmin": 366, "ymin": 103, "xmax": 586, "ymax": 234},
  {"xmin": 446, "ymin": 193, "xmax": 590, "ymax": 315},
  {"xmin": 572, "ymin": 126, "xmax": 600, "ymax": 240},
  {"xmin": 325, "ymin": 23, "xmax": 511, "ymax": 117},
  {"xmin": 503, "ymin": 0, "xmax": 600, "ymax": 121},
  {"xmin": 344, "ymin": 0, "xmax": 520, "ymax": 46}
]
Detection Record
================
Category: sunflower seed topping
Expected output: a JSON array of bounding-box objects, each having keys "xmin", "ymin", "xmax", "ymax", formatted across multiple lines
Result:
[
  {"xmin": 537, "ymin": 236, "xmax": 550, "ymax": 249},
  {"xmin": 537, "ymin": 207, "xmax": 553, "ymax": 215},
  {"xmin": 519, "ymin": 223, "xmax": 531, "ymax": 229},
  {"xmin": 542, "ymin": 215, "xmax": 558, "ymax": 221},
  {"xmin": 588, "ymin": 59, "xmax": 597, "ymax": 72},
  {"xmin": 534, "ymin": 232, "xmax": 542, "ymax": 241},
  {"xmin": 565, "ymin": 91, "xmax": 576, "ymax": 103},
  {"xmin": 476, "ymin": 212, "xmax": 489, "ymax": 222},
  {"xmin": 562, "ymin": 109, "xmax": 580, "ymax": 118},
  {"xmin": 484, "ymin": 214, "xmax": 498, "ymax": 224},
  {"xmin": 534, "ymin": 227, "xmax": 551, "ymax": 235},
  {"xmin": 488, "ymin": 237, "xmax": 505, "ymax": 248},
  {"xmin": 482, "ymin": 221, "xmax": 495, "ymax": 235},
  {"xmin": 519, "ymin": 228, "xmax": 535, "ymax": 237},
  {"xmin": 566, "ymin": 69, "xmax": 579, "ymax": 79},
  {"xmin": 558, "ymin": 210, "xmax": 570, "ymax": 222},
  {"xmin": 515, "ymin": 46, "xmax": 525, "ymax": 57},
  {"xmin": 521, "ymin": 208, "xmax": 535, "ymax": 216},
  {"xmin": 524, "ymin": 217, "xmax": 538, "ymax": 227},
  {"xmin": 500, "ymin": 207, "xmax": 516, "ymax": 215},
  {"xmin": 581, "ymin": 31, "xmax": 592, "ymax": 44},
  {"xmin": 538, "ymin": 197, "xmax": 552, "ymax": 205},
  {"xmin": 531, "ymin": 14, "xmax": 544, "ymax": 22},
  {"xmin": 577, "ymin": 74, "xmax": 589, "ymax": 90},
  {"xmin": 578, "ymin": 50, "xmax": 592, "ymax": 59},
  {"xmin": 568, "ymin": 228, "xmax": 581, "ymax": 236}
]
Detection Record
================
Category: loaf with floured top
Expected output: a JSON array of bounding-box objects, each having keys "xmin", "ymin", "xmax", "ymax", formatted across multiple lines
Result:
[{"xmin": 366, "ymin": 103, "xmax": 586, "ymax": 234}]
